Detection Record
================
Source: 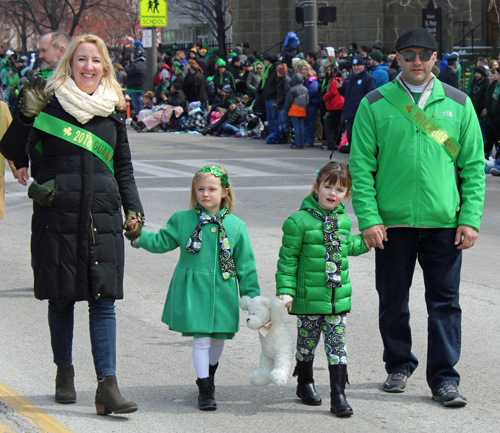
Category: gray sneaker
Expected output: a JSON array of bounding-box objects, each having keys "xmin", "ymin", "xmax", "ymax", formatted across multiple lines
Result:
[
  {"xmin": 383, "ymin": 373, "xmax": 408, "ymax": 393},
  {"xmin": 432, "ymin": 384, "xmax": 467, "ymax": 407},
  {"xmin": 490, "ymin": 168, "xmax": 500, "ymax": 176}
]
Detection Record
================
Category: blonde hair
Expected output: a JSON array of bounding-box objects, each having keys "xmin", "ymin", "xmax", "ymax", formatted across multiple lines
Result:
[
  {"xmin": 143, "ymin": 91, "xmax": 154, "ymax": 100},
  {"xmin": 300, "ymin": 62, "xmax": 317, "ymax": 78},
  {"xmin": 190, "ymin": 165, "xmax": 235, "ymax": 213},
  {"xmin": 176, "ymin": 50, "xmax": 186, "ymax": 60},
  {"xmin": 312, "ymin": 161, "xmax": 352, "ymax": 199},
  {"xmin": 46, "ymin": 34, "xmax": 125, "ymax": 110}
]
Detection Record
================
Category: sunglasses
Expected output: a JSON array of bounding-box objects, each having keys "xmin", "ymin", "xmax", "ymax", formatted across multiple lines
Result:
[
  {"xmin": 256, "ymin": 67, "xmax": 262, "ymax": 70},
  {"xmin": 401, "ymin": 50, "xmax": 434, "ymax": 62}
]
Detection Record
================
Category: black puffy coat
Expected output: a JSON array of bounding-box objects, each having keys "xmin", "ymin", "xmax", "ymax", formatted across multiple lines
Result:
[
  {"xmin": 0, "ymin": 97, "xmax": 143, "ymax": 301},
  {"xmin": 125, "ymin": 56, "xmax": 147, "ymax": 90}
]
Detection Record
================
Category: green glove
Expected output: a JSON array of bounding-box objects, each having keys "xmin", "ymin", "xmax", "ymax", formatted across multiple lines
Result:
[
  {"xmin": 123, "ymin": 210, "xmax": 145, "ymax": 240},
  {"xmin": 20, "ymin": 76, "xmax": 54, "ymax": 117}
]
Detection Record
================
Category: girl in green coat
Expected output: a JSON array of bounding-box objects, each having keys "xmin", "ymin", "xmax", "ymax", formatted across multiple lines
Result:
[
  {"xmin": 276, "ymin": 161, "xmax": 374, "ymax": 417},
  {"xmin": 131, "ymin": 166, "xmax": 260, "ymax": 411}
]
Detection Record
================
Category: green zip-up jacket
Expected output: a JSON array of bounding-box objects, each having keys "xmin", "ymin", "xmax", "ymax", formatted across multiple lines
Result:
[
  {"xmin": 350, "ymin": 78, "xmax": 485, "ymax": 232},
  {"xmin": 276, "ymin": 195, "xmax": 367, "ymax": 315}
]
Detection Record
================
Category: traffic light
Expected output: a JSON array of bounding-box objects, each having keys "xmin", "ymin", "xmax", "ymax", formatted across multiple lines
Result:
[
  {"xmin": 296, "ymin": 7, "xmax": 304, "ymax": 24},
  {"xmin": 319, "ymin": 6, "xmax": 336, "ymax": 24}
]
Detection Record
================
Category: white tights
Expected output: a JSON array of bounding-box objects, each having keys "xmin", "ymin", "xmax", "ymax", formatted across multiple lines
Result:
[{"xmin": 192, "ymin": 337, "xmax": 225, "ymax": 379}]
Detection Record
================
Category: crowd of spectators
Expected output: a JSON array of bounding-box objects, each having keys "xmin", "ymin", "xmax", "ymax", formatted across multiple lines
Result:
[{"xmin": 1, "ymin": 34, "xmax": 499, "ymax": 166}]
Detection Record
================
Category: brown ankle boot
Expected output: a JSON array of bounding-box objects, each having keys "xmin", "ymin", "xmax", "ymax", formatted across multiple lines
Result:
[
  {"xmin": 95, "ymin": 376, "xmax": 138, "ymax": 415},
  {"xmin": 55, "ymin": 364, "xmax": 76, "ymax": 404}
]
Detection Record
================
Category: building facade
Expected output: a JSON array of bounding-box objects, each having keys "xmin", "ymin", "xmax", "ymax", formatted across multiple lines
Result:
[{"xmin": 232, "ymin": 0, "xmax": 496, "ymax": 56}]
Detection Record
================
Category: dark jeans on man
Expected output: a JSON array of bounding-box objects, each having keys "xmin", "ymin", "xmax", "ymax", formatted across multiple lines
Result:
[
  {"xmin": 48, "ymin": 297, "xmax": 117, "ymax": 379},
  {"xmin": 375, "ymin": 227, "xmax": 462, "ymax": 393}
]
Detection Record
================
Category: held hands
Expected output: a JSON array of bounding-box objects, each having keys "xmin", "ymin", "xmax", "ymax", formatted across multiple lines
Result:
[
  {"xmin": 123, "ymin": 210, "xmax": 145, "ymax": 240},
  {"xmin": 20, "ymin": 76, "xmax": 54, "ymax": 117},
  {"xmin": 361, "ymin": 224, "xmax": 388, "ymax": 251},
  {"xmin": 278, "ymin": 294, "xmax": 293, "ymax": 312}
]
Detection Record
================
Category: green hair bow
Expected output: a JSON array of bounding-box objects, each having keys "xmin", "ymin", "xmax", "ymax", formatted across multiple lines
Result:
[{"xmin": 198, "ymin": 166, "xmax": 230, "ymax": 187}]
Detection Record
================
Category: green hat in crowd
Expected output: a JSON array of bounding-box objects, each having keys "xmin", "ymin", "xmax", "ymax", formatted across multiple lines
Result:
[
  {"xmin": 228, "ymin": 52, "xmax": 237, "ymax": 59},
  {"xmin": 227, "ymin": 99, "xmax": 237, "ymax": 107},
  {"xmin": 216, "ymin": 58, "xmax": 227, "ymax": 68},
  {"xmin": 206, "ymin": 76, "xmax": 214, "ymax": 84},
  {"xmin": 246, "ymin": 87, "xmax": 256, "ymax": 97}
]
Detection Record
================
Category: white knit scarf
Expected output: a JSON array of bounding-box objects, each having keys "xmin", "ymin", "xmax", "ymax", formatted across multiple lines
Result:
[{"xmin": 55, "ymin": 77, "xmax": 119, "ymax": 124}]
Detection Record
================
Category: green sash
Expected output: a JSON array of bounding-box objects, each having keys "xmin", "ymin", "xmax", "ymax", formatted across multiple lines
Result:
[
  {"xmin": 33, "ymin": 112, "xmax": 114, "ymax": 173},
  {"xmin": 377, "ymin": 83, "xmax": 461, "ymax": 162}
]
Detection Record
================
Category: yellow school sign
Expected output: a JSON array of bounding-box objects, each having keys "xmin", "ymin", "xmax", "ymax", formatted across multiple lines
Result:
[{"xmin": 140, "ymin": 0, "xmax": 168, "ymax": 27}]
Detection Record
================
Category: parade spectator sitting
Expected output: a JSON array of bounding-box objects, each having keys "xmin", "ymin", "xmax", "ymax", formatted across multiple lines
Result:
[
  {"xmin": 368, "ymin": 50, "xmax": 389, "ymax": 88},
  {"xmin": 213, "ymin": 59, "xmax": 236, "ymax": 90},
  {"xmin": 136, "ymin": 91, "xmax": 155, "ymax": 121},
  {"xmin": 210, "ymin": 84, "xmax": 237, "ymax": 112},
  {"xmin": 204, "ymin": 99, "xmax": 247, "ymax": 136},
  {"xmin": 131, "ymin": 82, "xmax": 186, "ymax": 132}
]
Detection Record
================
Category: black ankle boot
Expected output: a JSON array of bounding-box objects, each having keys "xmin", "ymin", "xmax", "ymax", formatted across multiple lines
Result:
[
  {"xmin": 328, "ymin": 364, "xmax": 353, "ymax": 417},
  {"xmin": 55, "ymin": 364, "xmax": 76, "ymax": 404},
  {"xmin": 294, "ymin": 360, "xmax": 322, "ymax": 405},
  {"xmin": 208, "ymin": 363, "xmax": 218, "ymax": 399},
  {"xmin": 95, "ymin": 376, "xmax": 138, "ymax": 415},
  {"xmin": 196, "ymin": 377, "xmax": 217, "ymax": 411},
  {"xmin": 131, "ymin": 120, "xmax": 146, "ymax": 132}
]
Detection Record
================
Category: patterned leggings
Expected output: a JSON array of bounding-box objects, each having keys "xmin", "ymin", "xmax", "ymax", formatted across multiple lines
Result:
[{"xmin": 296, "ymin": 314, "xmax": 347, "ymax": 365}]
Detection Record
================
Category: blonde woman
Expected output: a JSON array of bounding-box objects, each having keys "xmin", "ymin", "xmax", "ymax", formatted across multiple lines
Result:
[
  {"xmin": 0, "ymin": 34, "xmax": 143, "ymax": 416},
  {"xmin": 246, "ymin": 61, "xmax": 263, "ymax": 90},
  {"xmin": 300, "ymin": 62, "xmax": 319, "ymax": 147}
]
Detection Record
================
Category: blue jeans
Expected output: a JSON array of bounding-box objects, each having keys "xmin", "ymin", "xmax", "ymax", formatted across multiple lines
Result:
[
  {"xmin": 48, "ymin": 298, "xmax": 117, "ymax": 379},
  {"xmin": 291, "ymin": 116, "xmax": 305, "ymax": 146},
  {"xmin": 485, "ymin": 158, "xmax": 500, "ymax": 173},
  {"xmin": 278, "ymin": 108, "xmax": 291, "ymax": 135},
  {"xmin": 304, "ymin": 104, "xmax": 318, "ymax": 146},
  {"xmin": 129, "ymin": 91, "xmax": 144, "ymax": 115},
  {"xmin": 265, "ymin": 99, "xmax": 279, "ymax": 135},
  {"xmin": 375, "ymin": 228, "xmax": 462, "ymax": 392},
  {"xmin": 220, "ymin": 123, "xmax": 240, "ymax": 136}
]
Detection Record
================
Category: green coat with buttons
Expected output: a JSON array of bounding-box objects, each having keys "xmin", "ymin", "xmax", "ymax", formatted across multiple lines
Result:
[
  {"xmin": 135, "ymin": 208, "xmax": 260, "ymax": 336},
  {"xmin": 275, "ymin": 195, "xmax": 368, "ymax": 315}
]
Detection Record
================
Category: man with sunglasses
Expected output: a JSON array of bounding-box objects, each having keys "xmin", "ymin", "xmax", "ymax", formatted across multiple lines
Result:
[{"xmin": 350, "ymin": 27, "xmax": 485, "ymax": 408}]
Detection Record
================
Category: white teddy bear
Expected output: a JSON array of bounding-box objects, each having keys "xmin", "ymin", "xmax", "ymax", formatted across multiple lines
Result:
[{"xmin": 240, "ymin": 295, "xmax": 295, "ymax": 387}]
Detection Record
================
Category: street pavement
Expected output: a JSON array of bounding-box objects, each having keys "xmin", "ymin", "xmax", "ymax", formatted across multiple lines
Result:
[{"xmin": 1, "ymin": 131, "xmax": 499, "ymax": 433}]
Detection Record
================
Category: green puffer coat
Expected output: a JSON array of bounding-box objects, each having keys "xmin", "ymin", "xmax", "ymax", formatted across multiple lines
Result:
[
  {"xmin": 135, "ymin": 208, "xmax": 260, "ymax": 337},
  {"xmin": 275, "ymin": 195, "xmax": 368, "ymax": 315}
]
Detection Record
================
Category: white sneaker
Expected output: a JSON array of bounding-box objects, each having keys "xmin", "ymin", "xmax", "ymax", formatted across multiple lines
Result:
[{"xmin": 486, "ymin": 156, "xmax": 496, "ymax": 167}]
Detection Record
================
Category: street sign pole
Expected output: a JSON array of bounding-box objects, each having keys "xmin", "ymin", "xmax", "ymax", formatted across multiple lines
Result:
[
  {"xmin": 142, "ymin": 28, "xmax": 157, "ymax": 95},
  {"xmin": 139, "ymin": 0, "xmax": 168, "ymax": 92}
]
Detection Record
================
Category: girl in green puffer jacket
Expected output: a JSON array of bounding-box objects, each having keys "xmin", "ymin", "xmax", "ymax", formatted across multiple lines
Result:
[{"xmin": 276, "ymin": 161, "xmax": 376, "ymax": 417}]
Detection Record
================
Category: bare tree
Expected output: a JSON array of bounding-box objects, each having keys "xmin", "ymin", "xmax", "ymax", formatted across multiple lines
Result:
[{"xmin": 168, "ymin": 0, "xmax": 231, "ymax": 57}]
